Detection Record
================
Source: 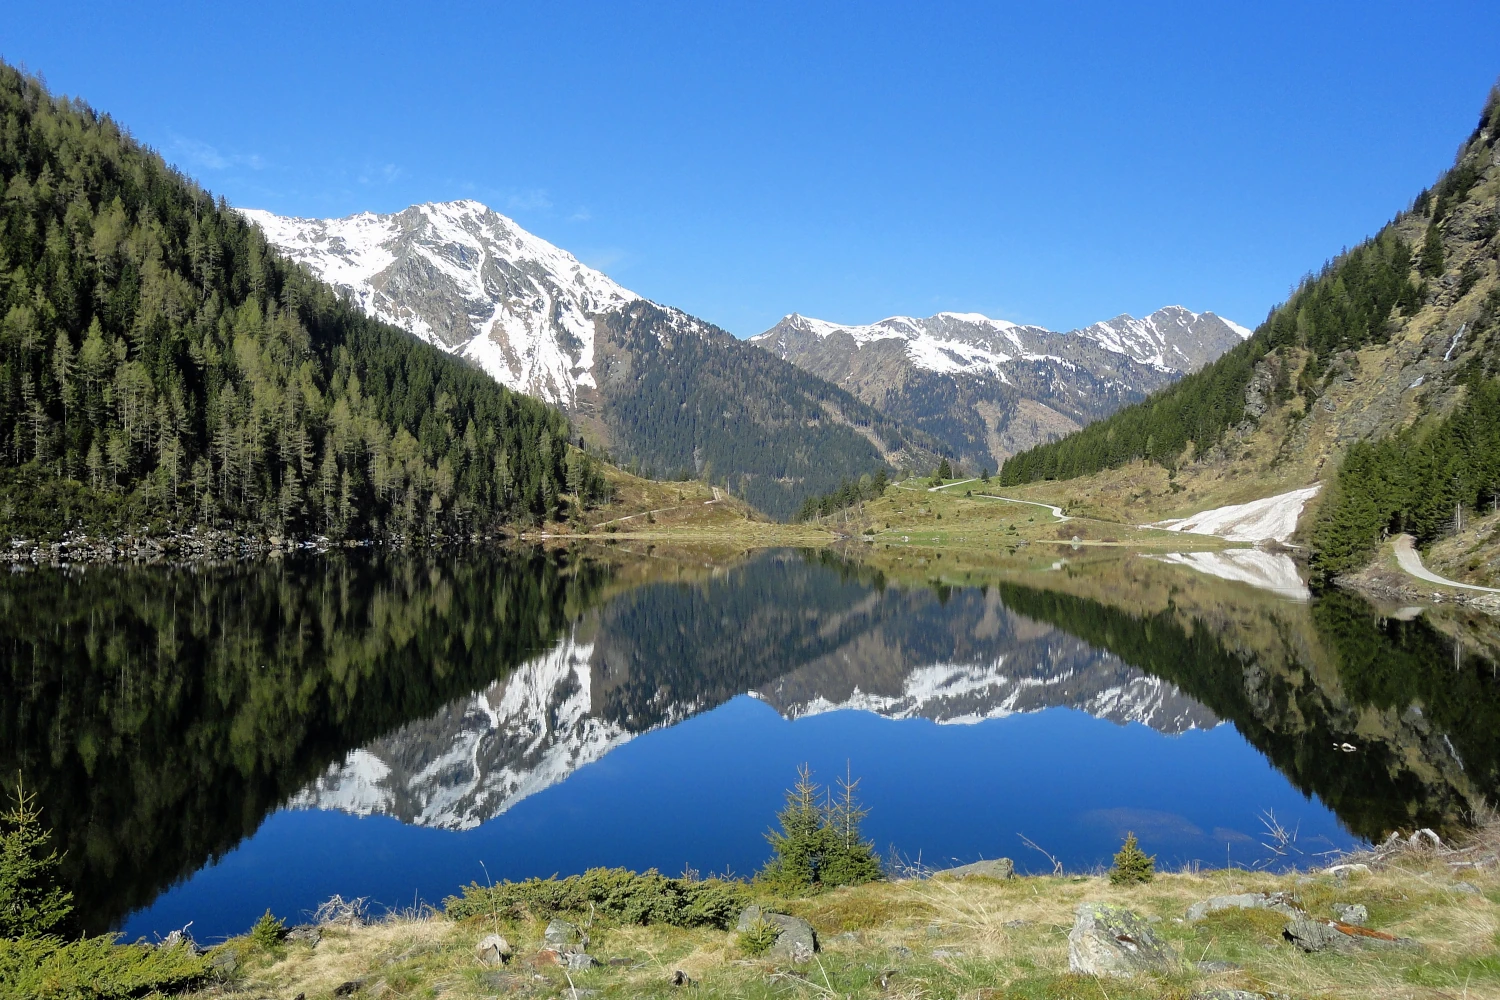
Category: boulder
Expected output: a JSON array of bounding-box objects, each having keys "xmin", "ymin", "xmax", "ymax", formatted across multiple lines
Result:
[
  {"xmin": 544, "ymin": 919, "xmax": 588, "ymax": 951},
  {"xmin": 736, "ymin": 905, "xmax": 818, "ymax": 963},
  {"xmin": 561, "ymin": 952, "xmax": 599, "ymax": 971},
  {"xmin": 1283, "ymin": 918, "xmax": 1418, "ymax": 953},
  {"xmin": 1194, "ymin": 960, "xmax": 1241, "ymax": 973},
  {"xmin": 1282, "ymin": 919, "xmax": 1357, "ymax": 953},
  {"xmin": 1331, "ymin": 903, "xmax": 1367, "ymax": 926},
  {"xmin": 1453, "ymin": 881, "xmax": 1481, "ymax": 894},
  {"xmin": 932, "ymin": 858, "xmax": 1015, "ymax": 880},
  {"xmin": 285, "ymin": 925, "xmax": 322, "ymax": 947},
  {"xmin": 1186, "ymin": 892, "xmax": 1302, "ymax": 922},
  {"xmin": 1067, "ymin": 903, "xmax": 1177, "ymax": 977},
  {"xmin": 476, "ymin": 934, "xmax": 512, "ymax": 965}
]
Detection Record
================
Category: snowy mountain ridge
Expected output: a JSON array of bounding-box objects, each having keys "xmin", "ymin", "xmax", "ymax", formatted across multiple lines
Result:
[
  {"xmin": 239, "ymin": 200, "xmax": 639, "ymax": 408},
  {"xmin": 752, "ymin": 305, "xmax": 1249, "ymax": 380}
]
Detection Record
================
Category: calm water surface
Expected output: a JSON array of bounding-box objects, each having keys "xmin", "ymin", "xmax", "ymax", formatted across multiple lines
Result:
[{"xmin": 2, "ymin": 546, "xmax": 1495, "ymax": 941}]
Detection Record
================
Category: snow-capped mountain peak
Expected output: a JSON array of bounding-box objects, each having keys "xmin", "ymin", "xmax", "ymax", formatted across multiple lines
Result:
[
  {"xmin": 754, "ymin": 305, "xmax": 1246, "ymax": 379},
  {"xmin": 239, "ymin": 199, "xmax": 639, "ymax": 407},
  {"xmin": 1076, "ymin": 305, "xmax": 1250, "ymax": 373}
]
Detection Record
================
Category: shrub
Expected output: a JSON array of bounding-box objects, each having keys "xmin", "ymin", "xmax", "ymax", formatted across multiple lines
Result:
[
  {"xmin": 738, "ymin": 917, "xmax": 779, "ymax": 956},
  {"xmin": 0, "ymin": 935, "xmax": 207, "ymax": 1000},
  {"xmin": 0, "ymin": 779, "xmax": 72, "ymax": 938},
  {"xmin": 445, "ymin": 867, "xmax": 746, "ymax": 929},
  {"xmin": 757, "ymin": 765, "xmax": 882, "ymax": 895},
  {"xmin": 249, "ymin": 909, "xmax": 287, "ymax": 950},
  {"xmin": 1108, "ymin": 832, "xmax": 1156, "ymax": 885}
]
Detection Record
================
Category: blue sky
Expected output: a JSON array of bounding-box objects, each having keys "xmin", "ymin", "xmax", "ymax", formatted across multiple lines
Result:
[{"xmin": 6, "ymin": 2, "xmax": 1499, "ymax": 336}]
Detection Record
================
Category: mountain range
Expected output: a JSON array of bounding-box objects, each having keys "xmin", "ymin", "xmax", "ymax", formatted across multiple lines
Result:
[
  {"xmin": 243, "ymin": 201, "xmax": 939, "ymax": 518},
  {"xmin": 751, "ymin": 307, "xmax": 1248, "ymax": 471},
  {"xmin": 244, "ymin": 200, "xmax": 1247, "ymax": 512}
]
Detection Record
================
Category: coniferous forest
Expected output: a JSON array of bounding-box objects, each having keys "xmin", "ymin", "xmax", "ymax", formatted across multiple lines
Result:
[{"xmin": 0, "ymin": 64, "xmax": 608, "ymax": 542}]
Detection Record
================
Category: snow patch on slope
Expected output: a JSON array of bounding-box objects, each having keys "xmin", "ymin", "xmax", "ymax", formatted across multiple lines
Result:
[{"xmin": 1153, "ymin": 485, "xmax": 1322, "ymax": 544}]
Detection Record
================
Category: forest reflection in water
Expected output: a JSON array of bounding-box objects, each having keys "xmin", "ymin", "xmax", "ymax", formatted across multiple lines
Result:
[{"xmin": 0, "ymin": 544, "xmax": 1496, "ymax": 939}]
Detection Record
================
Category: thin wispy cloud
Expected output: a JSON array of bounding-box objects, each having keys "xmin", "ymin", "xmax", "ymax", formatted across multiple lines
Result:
[
  {"xmin": 568, "ymin": 207, "xmax": 592, "ymax": 223},
  {"xmin": 577, "ymin": 247, "xmax": 630, "ymax": 273},
  {"xmin": 169, "ymin": 134, "xmax": 264, "ymax": 172},
  {"xmin": 506, "ymin": 189, "xmax": 553, "ymax": 212},
  {"xmin": 356, "ymin": 163, "xmax": 403, "ymax": 185}
]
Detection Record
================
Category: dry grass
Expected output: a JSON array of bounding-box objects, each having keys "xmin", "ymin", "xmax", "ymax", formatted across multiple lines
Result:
[{"xmin": 188, "ymin": 821, "xmax": 1500, "ymax": 999}]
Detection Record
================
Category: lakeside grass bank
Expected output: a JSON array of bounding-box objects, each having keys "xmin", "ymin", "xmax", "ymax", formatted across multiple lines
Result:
[{"xmin": 181, "ymin": 824, "xmax": 1499, "ymax": 1000}]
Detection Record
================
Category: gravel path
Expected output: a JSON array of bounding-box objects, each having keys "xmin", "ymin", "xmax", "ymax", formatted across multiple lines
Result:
[{"xmin": 1392, "ymin": 533, "xmax": 1500, "ymax": 593}]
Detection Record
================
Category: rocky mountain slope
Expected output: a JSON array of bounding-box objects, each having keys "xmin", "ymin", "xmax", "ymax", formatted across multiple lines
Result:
[
  {"xmin": 751, "ymin": 307, "xmax": 1247, "ymax": 473},
  {"xmin": 997, "ymin": 87, "xmax": 1500, "ymax": 576},
  {"xmin": 242, "ymin": 201, "xmax": 939, "ymax": 518}
]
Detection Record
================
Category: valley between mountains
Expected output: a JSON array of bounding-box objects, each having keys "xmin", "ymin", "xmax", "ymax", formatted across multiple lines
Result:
[{"xmin": 243, "ymin": 200, "xmax": 1249, "ymax": 510}]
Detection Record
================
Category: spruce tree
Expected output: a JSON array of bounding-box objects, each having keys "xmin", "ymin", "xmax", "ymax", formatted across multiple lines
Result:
[
  {"xmin": 0, "ymin": 779, "xmax": 73, "ymax": 938},
  {"xmin": 758, "ymin": 764, "xmax": 882, "ymax": 895},
  {"xmin": 1108, "ymin": 831, "xmax": 1155, "ymax": 885},
  {"xmin": 1420, "ymin": 222, "xmax": 1446, "ymax": 277}
]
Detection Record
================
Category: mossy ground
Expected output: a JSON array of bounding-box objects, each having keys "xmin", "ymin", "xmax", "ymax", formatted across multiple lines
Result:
[{"xmin": 188, "ymin": 836, "xmax": 1500, "ymax": 1000}]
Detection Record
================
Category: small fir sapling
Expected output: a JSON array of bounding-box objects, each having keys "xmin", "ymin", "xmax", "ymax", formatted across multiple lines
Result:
[{"xmin": 1108, "ymin": 832, "xmax": 1156, "ymax": 885}]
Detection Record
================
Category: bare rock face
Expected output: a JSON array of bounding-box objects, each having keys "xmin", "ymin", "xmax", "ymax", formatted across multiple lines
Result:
[
  {"xmin": 932, "ymin": 858, "xmax": 1015, "ymax": 880},
  {"xmin": 1067, "ymin": 903, "xmax": 1178, "ymax": 977}
]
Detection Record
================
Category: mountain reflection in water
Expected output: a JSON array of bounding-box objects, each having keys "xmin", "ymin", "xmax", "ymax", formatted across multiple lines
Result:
[
  {"xmin": 1, "ymin": 546, "xmax": 1496, "ymax": 939},
  {"xmin": 291, "ymin": 569, "xmax": 1217, "ymax": 830}
]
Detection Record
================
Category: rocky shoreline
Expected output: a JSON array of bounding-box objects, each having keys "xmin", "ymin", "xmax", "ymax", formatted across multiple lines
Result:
[
  {"xmin": 0, "ymin": 529, "xmax": 526, "ymax": 569},
  {"xmin": 1336, "ymin": 564, "xmax": 1500, "ymax": 617}
]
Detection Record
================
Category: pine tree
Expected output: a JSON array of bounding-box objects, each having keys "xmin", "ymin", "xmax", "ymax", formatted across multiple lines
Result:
[
  {"xmin": 1419, "ymin": 222, "xmax": 1446, "ymax": 277},
  {"xmin": 0, "ymin": 778, "xmax": 74, "ymax": 938},
  {"xmin": 758, "ymin": 764, "xmax": 882, "ymax": 894},
  {"xmin": 1108, "ymin": 831, "xmax": 1155, "ymax": 885}
]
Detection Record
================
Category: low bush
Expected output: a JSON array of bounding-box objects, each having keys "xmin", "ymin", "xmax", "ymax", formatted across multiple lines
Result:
[
  {"xmin": 444, "ymin": 867, "xmax": 747, "ymax": 929},
  {"xmin": 0, "ymin": 935, "xmax": 208, "ymax": 1000}
]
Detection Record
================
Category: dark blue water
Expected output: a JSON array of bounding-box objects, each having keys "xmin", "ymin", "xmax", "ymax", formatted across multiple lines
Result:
[
  {"xmin": 5, "ymin": 547, "xmax": 1495, "ymax": 943},
  {"xmin": 129, "ymin": 697, "xmax": 1348, "ymax": 941}
]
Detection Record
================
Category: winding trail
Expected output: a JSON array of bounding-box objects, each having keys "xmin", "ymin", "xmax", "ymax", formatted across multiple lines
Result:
[
  {"xmin": 973, "ymin": 494, "xmax": 1070, "ymax": 521},
  {"xmin": 1392, "ymin": 534, "xmax": 1500, "ymax": 593}
]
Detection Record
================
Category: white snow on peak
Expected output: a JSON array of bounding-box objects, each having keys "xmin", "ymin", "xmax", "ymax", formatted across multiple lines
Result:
[
  {"xmin": 238, "ymin": 200, "xmax": 639, "ymax": 408},
  {"xmin": 1074, "ymin": 306, "xmax": 1247, "ymax": 372},
  {"xmin": 290, "ymin": 631, "xmax": 642, "ymax": 830},
  {"xmin": 759, "ymin": 657, "xmax": 1213, "ymax": 735},
  {"xmin": 755, "ymin": 305, "xmax": 1247, "ymax": 379}
]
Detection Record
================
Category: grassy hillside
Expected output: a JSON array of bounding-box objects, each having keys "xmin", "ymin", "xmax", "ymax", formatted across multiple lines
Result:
[{"xmin": 995, "ymin": 84, "xmax": 1500, "ymax": 583}]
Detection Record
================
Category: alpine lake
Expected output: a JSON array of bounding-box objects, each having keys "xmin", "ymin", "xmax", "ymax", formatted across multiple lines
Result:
[{"xmin": 3, "ymin": 541, "xmax": 1496, "ymax": 943}]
